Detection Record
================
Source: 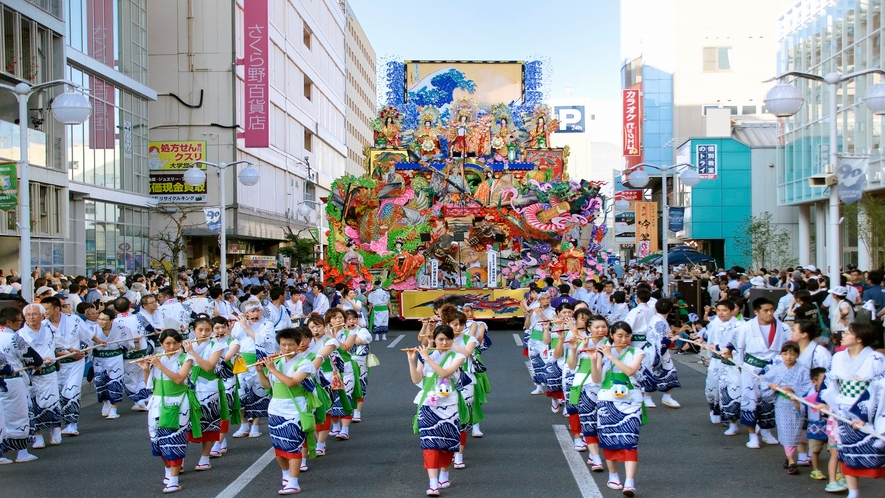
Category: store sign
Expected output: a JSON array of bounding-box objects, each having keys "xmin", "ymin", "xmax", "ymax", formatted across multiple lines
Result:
[
  {"xmin": 668, "ymin": 206, "xmax": 685, "ymax": 232},
  {"xmin": 614, "ymin": 174, "xmax": 643, "ymax": 201},
  {"xmin": 635, "ymin": 201, "xmax": 658, "ymax": 255},
  {"xmin": 0, "ymin": 162, "xmax": 17, "ymax": 212},
  {"xmin": 696, "ymin": 144, "xmax": 718, "ymax": 179},
  {"xmin": 554, "ymin": 106, "xmax": 585, "ymax": 133},
  {"xmin": 614, "ymin": 211, "xmax": 635, "ymax": 244},
  {"xmin": 148, "ymin": 141, "xmax": 208, "ymax": 203},
  {"xmin": 88, "ymin": 0, "xmax": 116, "ymax": 149},
  {"xmin": 243, "ymin": 0, "xmax": 269, "ymax": 148},
  {"xmin": 487, "ymin": 251, "xmax": 498, "ymax": 287},
  {"xmin": 242, "ymin": 255, "xmax": 277, "ymax": 268},
  {"xmin": 623, "ymin": 88, "xmax": 641, "ymax": 156}
]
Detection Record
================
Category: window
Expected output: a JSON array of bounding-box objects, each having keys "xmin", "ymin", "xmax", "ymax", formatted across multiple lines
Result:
[
  {"xmin": 304, "ymin": 128, "xmax": 313, "ymax": 152},
  {"xmin": 304, "ymin": 75, "xmax": 312, "ymax": 101},
  {"xmin": 304, "ymin": 181, "xmax": 315, "ymax": 203},
  {"xmin": 303, "ymin": 26, "xmax": 311, "ymax": 49},
  {"xmin": 741, "ymin": 105, "xmax": 757, "ymax": 115},
  {"xmin": 703, "ymin": 47, "xmax": 732, "ymax": 72}
]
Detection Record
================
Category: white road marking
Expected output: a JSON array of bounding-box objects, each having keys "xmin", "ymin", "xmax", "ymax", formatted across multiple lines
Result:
[
  {"xmin": 387, "ymin": 334, "xmax": 405, "ymax": 348},
  {"xmin": 215, "ymin": 447, "xmax": 275, "ymax": 498},
  {"xmin": 513, "ymin": 333, "xmax": 522, "ymax": 346},
  {"xmin": 553, "ymin": 424, "xmax": 604, "ymax": 498}
]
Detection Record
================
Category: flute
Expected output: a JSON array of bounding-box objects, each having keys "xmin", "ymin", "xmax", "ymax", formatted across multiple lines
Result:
[
  {"xmin": 246, "ymin": 351, "xmax": 297, "ymax": 368},
  {"xmin": 55, "ymin": 331, "xmax": 161, "ymax": 362},
  {"xmin": 126, "ymin": 335, "xmax": 217, "ymax": 364},
  {"xmin": 773, "ymin": 386, "xmax": 885, "ymax": 443},
  {"xmin": 400, "ymin": 347, "xmax": 447, "ymax": 352}
]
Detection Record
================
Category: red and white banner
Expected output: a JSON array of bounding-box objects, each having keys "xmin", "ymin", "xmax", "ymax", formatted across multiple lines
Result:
[
  {"xmin": 87, "ymin": 0, "xmax": 116, "ymax": 149},
  {"xmin": 243, "ymin": 0, "xmax": 269, "ymax": 148},
  {"xmin": 622, "ymin": 88, "xmax": 641, "ymax": 157}
]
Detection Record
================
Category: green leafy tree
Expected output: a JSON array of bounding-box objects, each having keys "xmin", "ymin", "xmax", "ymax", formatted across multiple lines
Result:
[
  {"xmin": 282, "ymin": 227, "xmax": 320, "ymax": 269},
  {"xmin": 733, "ymin": 212, "xmax": 797, "ymax": 270},
  {"xmin": 842, "ymin": 194, "xmax": 885, "ymax": 269}
]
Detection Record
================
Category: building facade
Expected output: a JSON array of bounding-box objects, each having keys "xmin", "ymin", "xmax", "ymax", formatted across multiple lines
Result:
[
  {"xmin": 0, "ymin": 0, "xmax": 157, "ymax": 277},
  {"xmin": 776, "ymin": 0, "xmax": 885, "ymax": 270},
  {"xmin": 344, "ymin": 0, "xmax": 375, "ymax": 177},
  {"xmin": 148, "ymin": 0, "xmax": 353, "ymax": 269},
  {"xmin": 619, "ymin": 0, "xmax": 795, "ymax": 264}
]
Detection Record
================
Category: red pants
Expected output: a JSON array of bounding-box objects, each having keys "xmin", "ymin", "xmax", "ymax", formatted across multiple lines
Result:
[
  {"xmin": 316, "ymin": 417, "xmax": 331, "ymax": 432},
  {"xmin": 546, "ymin": 391, "xmax": 565, "ymax": 400},
  {"xmin": 423, "ymin": 449, "xmax": 454, "ymax": 469},
  {"xmin": 187, "ymin": 430, "xmax": 221, "ymax": 443},
  {"xmin": 603, "ymin": 448, "xmax": 638, "ymax": 462},
  {"xmin": 568, "ymin": 414, "xmax": 581, "ymax": 434},
  {"xmin": 584, "ymin": 436, "xmax": 599, "ymax": 445},
  {"xmin": 459, "ymin": 432, "xmax": 467, "ymax": 446},
  {"xmin": 164, "ymin": 458, "xmax": 183, "ymax": 467},
  {"xmin": 274, "ymin": 448, "xmax": 303, "ymax": 460}
]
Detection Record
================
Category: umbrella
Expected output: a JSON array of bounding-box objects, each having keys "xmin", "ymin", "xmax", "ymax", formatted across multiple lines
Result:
[
  {"xmin": 648, "ymin": 249, "xmax": 715, "ymax": 266},
  {"xmin": 637, "ymin": 252, "xmax": 662, "ymax": 264}
]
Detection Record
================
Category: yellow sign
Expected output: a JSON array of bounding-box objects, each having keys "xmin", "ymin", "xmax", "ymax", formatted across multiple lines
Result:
[
  {"xmin": 148, "ymin": 141, "xmax": 208, "ymax": 170},
  {"xmin": 635, "ymin": 201, "xmax": 659, "ymax": 255},
  {"xmin": 399, "ymin": 288, "xmax": 527, "ymax": 320}
]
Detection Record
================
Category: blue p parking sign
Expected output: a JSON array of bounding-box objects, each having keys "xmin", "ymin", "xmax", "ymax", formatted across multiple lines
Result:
[{"xmin": 554, "ymin": 106, "xmax": 585, "ymax": 133}]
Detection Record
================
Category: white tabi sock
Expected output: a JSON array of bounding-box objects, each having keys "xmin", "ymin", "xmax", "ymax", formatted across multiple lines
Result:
[
  {"xmin": 429, "ymin": 477, "xmax": 439, "ymax": 489},
  {"xmin": 286, "ymin": 477, "xmax": 299, "ymax": 489},
  {"xmin": 847, "ymin": 491, "xmax": 859, "ymax": 498},
  {"xmin": 219, "ymin": 438, "xmax": 227, "ymax": 449},
  {"xmin": 574, "ymin": 437, "xmax": 583, "ymax": 445},
  {"xmin": 798, "ymin": 452, "xmax": 807, "ymax": 461},
  {"xmin": 332, "ymin": 422, "xmax": 341, "ymax": 432},
  {"xmin": 339, "ymin": 426, "xmax": 349, "ymax": 436},
  {"xmin": 353, "ymin": 410, "xmax": 361, "ymax": 418},
  {"xmin": 439, "ymin": 470, "xmax": 449, "ymax": 481},
  {"xmin": 199, "ymin": 455, "xmax": 210, "ymax": 465},
  {"xmin": 282, "ymin": 469, "xmax": 290, "ymax": 480},
  {"xmin": 167, "ymin": 475, "xmax": 179, "ymax": 486},
  {"xmin": 591, "ymin": 454, "xmax": 603, "ymax": 465},
  {"xmin": 165, "ymin": 467, "xmax": 172, "ymax": 479},
  {"xmin": 608, "ymin": 473, "xmax": 620, "ymax": 483},
  {"xmin": 316, "ymin": 442, "xmax": 326, "ymax": 451},
  {"xmin": 748, "ymin": 433, "xmax": 759, "ymax": 444},
  {"xmin": 238, "ymin": 423, "xmax": 249, "ymax": 433},
  {"xmin": 250, "ymin": 425, "xmax": 260, "ymax": 435},
  {"xmin": 472, "ymin": 423, "xmax": 481, "ymax": 433},
  {"xmin": 625, "ymin": 477, "xmax": 635, "ymax": 488},
  {"xmin": 454, "ymin": 453, "xmax": 464, "ymax": 464}
]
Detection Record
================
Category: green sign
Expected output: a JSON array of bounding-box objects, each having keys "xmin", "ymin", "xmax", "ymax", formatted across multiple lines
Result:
[
  {"xmin": 0, "ymin": 162, "xmax": 17, "ymax": 212},
  {"xmin": 308, "ymin": 228, "xmax": 319, "ymax": 241}
]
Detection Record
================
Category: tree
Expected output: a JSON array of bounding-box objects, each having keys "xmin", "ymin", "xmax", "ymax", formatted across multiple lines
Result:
[
  {"xmin": 282, "ymin": 226, "xmax": 319, "ymax": 268},
  {"xmin": 733, "ymin": 211, "xmax": 797, "ymax": 270},
  {"xmin": 842, "ymin": 194, "xmax": 885, "ymax": 269},
  {"xmin": 147, "ymin": 203, "xmax": 206, "ymax": 270}
]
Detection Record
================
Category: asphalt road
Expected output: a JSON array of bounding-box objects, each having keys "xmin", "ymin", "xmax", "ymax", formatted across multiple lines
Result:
[{"xmin": 1, "ymin": 323, "xmax": 879, "ymax": 497}]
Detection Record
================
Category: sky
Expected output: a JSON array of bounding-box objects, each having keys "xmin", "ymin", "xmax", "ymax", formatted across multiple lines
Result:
[{"xmin": 346, "ymin": 0, "xmax": 622, "ymax": 105}]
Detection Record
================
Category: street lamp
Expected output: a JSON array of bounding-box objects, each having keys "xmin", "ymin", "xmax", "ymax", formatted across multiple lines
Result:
[
  {"xmin": 623, "ymin": 162, "xmax": 701, "ymax": 295},
  {"xmin": 764, "ymin": 70, "xmax": 885, "ymax": 286},
  {"xmin": 183, "ymin": 160, "xmax": 260, "ymax": 289},
  {"xmin": 296, "ymin": 199, "xmax": 325, "ymax": 283},
  {"xmin": 0, "ymin": 80, "xmax": 92, "ymax": 300}
]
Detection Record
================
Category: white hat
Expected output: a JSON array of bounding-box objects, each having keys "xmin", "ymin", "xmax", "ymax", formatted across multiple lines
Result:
[
  {"xmin": 750, "ymin": 276, "xmax": 766, "ymax": 287},
  {"xmin": 805, "ymin": 264, "xmax": 817, "ymax": 272},
  {"xmin": 35, "ymin": 285, "xmax": 54, "ymax": 297},
  {"xmin": 829, "ymin": 286, "xmax": 848, "ymax": 297},
  {"xmin": 717, "ymin": 272, "xmax": 727, "ymax": 277}
]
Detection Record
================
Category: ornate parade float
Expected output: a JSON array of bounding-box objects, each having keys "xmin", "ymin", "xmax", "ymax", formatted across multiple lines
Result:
[{"xmin": 320, "ymin": 60, "xmax": 609, "ymax": 319}]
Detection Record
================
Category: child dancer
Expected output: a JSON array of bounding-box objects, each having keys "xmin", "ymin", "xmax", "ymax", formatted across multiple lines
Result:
[
  {"xmin": 183, "ymin": 316, "xmax": 226, "ymax": 471},
  {"xmin": 407, "ymin": 325, "xmax": 467, "ymax": 497},
  {"xmin": 544, "ymin": 303, "xmax": 575, "ymax": 413},
  {"xmin": 441, "ymin": 304, "xmax": 477, "ymax": 470},
  {"xmin": 803, "ymin": 367, "xmax": 830, "ymax": 483},
  {"xmin": 139, "ymin": 329, "xmax": 196, "ymax": 494},
  {"xmin": 329, "ymin": 308, "xmax": 360, "ymax": 440},
  {"xmin": 462, "ymin": 304, "xmax": 490, "ymax": 438},
  {"xmin": 564, "ymin": 311, "xmax": 605, "ymax": 471},
  {"xmin": 343, "ymin": 309, "xmax": 372, "ymax": 422},
  {"xmin": 761, "ymin": 341, "xmax": 811, "ymax": 475},
  {"xmin": 255, "ymin": 327, "xmax": 319, "ymax": 495},
  {"xmin": 590, "ymin": 321, "xmax": 645, "ymax": 496},
  {"xmin": 211, "ymin": 316, "xmax": 239, "ymax": 457}
]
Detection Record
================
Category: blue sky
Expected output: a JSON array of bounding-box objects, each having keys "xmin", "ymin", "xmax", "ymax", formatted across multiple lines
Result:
[{"xmin": 346, "ymin": 0, "xmax": 621, "ymax": 104}]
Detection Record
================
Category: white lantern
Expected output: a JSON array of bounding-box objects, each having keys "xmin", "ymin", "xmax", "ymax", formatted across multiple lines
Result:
[
  {"xmin": 183, "ymin": 167, "xmax": 207, "ymax": 187},
  {"xmin": 626, "ymin": 169, "xmax": 650, "ymax": 188},
  {"xmin": 238, "ymin": 166, "xmax": 260, "ymax": 186},
  {"xmin": 679, "ymin": 169, "xmax": 701, "ymax": 187},
  {"xmin": 297, "ymin": 203, "xmax": 313, "ymax": 218},
  {"xmin": 52, "ymin": 90, "xmax": 93, "ymax": 125},
  {"xmin": 863, "ymin": 82, "xmax": 885, "ymax": 115},
  {"xmin": 764, "ymin": 84, "xmax": 804, "ymax": 117}
]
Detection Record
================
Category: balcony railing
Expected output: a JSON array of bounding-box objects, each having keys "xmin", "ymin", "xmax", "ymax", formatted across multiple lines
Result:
[{"xmin": 0, "ymin": 119, "xmax": 47, "ymax": 167}]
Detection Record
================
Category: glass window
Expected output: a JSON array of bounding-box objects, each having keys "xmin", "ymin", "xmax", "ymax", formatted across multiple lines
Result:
[{"xmin": 703, "ymin": 47, "xmax": 732, "ymax": 72}]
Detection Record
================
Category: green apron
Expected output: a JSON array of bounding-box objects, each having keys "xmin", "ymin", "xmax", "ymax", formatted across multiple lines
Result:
[{"xmin": 412, "ymin": 352, "xmax": 469, "ymax": 434}]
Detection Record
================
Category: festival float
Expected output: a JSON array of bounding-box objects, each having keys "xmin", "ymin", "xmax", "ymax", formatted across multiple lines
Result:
[{"xmin": 319, "ymin": 60, "xmax": 609, "ymax": 319}]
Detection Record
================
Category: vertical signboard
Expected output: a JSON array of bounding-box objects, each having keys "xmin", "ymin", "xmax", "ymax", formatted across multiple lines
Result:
[
  {"xmin": 0, "ymin": 162, "xmax": 17, "ymax": 212},
  {"xmin": 614, "ymin": 211, "xmax": 636, "ymax": 244},
  {"xmin": 623, "ymin": 89, "xmax": 641, "ymax": 156},
  {"xmin": 243, "ymin": 0, "xmax": 269, "ymax": 148},
  {"xmin": 696, "ymin": 144, "xmax": 718, "ymax": 179},
  {"xmin": 87, "ymin": 0, "xmax": 116, "ymax": 149},
  {"xmin": 429, "ymin": 259, "xmax": 439, "ymax": 289},
  {"xmin": 635, "ymin": 201, "xmax": 658, "ymax": 257},
  {"xmin": 487, "ymin": 251, "xmax": 498, "ymax": 288}
]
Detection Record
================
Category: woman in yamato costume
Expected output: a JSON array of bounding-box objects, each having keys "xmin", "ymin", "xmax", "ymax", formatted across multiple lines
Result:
[
  {"xmin": 562, "ymin": 310, "xmax": 606, "ymax": 471},
  {"xmin": 407, "ymin": 324, "xmax": 468, "ymax": 497},
  {"xmin": 590, "ymin": 321, "xmax": 646, "ymax": 497}
]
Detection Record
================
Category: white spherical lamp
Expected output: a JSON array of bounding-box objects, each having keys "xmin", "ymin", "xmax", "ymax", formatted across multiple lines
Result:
[
  {"xmin": 764, "ymin": 84, "xmax": 804, "ymax": 117},
  {"xmin": 297, "ymin": 203, "xmax": 313, "ymax": 218},
  {"xmin": 238, "ymin": 166, "xmax": 260, "ymax": 186},
  {"xmin": 626, "ymin": 169, "xmax": 650, "ymax": 188},
  {"xmin": 183, "ymin": 167, "xmax": 207, "ymax": 187},
  {"xmin": 679, "ymin": 169, "xmax": 701, "ymax": 187},
  {"xmin": 52, "ymin": 90, "xmax": 93, "ymax": 125},
  {"xmin": 863, "ymin": 82, "xmax": 885, "ymax": 115}
]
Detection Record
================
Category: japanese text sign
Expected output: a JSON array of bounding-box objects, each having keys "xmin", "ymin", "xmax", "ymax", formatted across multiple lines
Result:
[
  {"xmin": 623, "ymin": 88, "xmax": 641, "ymax": 156},
  {"xmin": 696, "ymin": 144, "xmax": 718, "ymax": 179},
  {"xmin": 634, "ymin": 201, "xmax": 658, "ymax": 254},
  {"xmin": 243, "ymin": 0, "xmax": 269, "ymax": 148}
]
